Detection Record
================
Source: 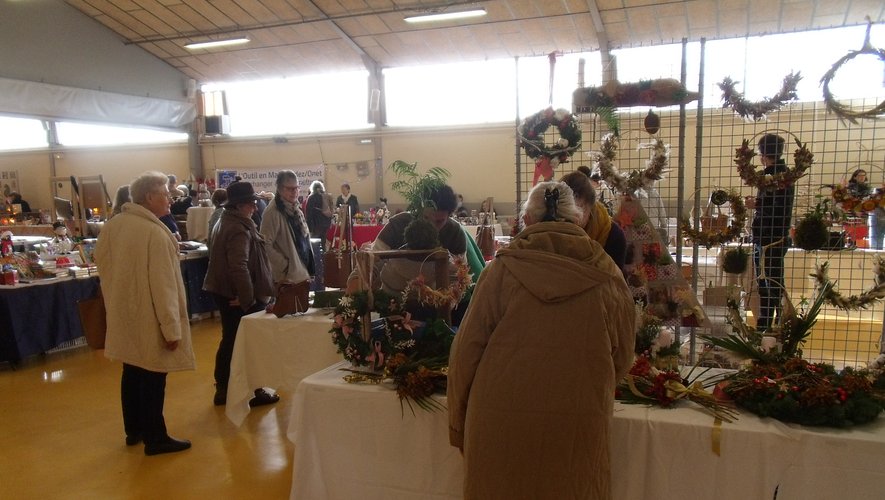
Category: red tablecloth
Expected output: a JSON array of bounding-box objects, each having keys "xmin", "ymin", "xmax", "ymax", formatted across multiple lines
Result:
[{"xmin": 326, "ymin": 224, "xmax": 384, "ymax": 249}]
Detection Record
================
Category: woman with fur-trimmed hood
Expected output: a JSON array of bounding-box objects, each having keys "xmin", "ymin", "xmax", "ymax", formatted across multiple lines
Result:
[{"xmin": 448, "ymin": 181, "xmax": 635, "ymax": 500}]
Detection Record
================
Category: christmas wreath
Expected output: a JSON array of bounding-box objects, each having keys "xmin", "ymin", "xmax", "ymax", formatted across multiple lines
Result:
[
  {"xmin": 592, "ymin": 133, "xmax": 669, "ymax": 195},
  {"xmin": 734, "ymin": 137, "xmax": 813, "ymax": 190},
  {"xmin": 820, "ymin": 20, "xmax": 885, "ymax": 124},
  {"xmin": 518, "ymin": 107, "xmax": 582, "ymax": 184},
  {"xmin": 330, "ymin": 289, "xmax": 404, "ymax": 367},
  {"xmin": 831, "ymin": 184, "xmax": 885, "ymax": 212},
  {"xmin": 680, "ymin": 191, "xmax": 747, "ymax": 248},
  {"xmin": 811, "ymin": 257, "xmax": 885, "ymax": 310},
  {"xmin": 718, "ymin": 72, "xmax": 802, "ymax": 121}
]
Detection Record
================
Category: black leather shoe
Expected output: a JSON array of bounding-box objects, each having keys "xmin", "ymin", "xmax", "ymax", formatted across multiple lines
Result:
[
  {"xmin": 125, "ymin": 435, "xmax": 142, "ymax": 446},
  {"xmin": 249, "ymin": 388, "xmax": 280, "ymax": 408},
  {"xmin": 144, "ymin": 437, "xmax": 191, "ymax": 456}
]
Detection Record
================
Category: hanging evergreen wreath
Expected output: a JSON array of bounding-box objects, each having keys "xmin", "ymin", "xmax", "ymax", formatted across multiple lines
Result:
[
  {"xmin": 680, "ymin": 191, "xmax": 747, "ymax": 248},
  {"xmin": 718, "ymin": 72, "xmax": 802, "ymax": 121},
  {"xmin": 518, "ymin": 107, "xmax": 581, "ymax": 161},
  {"xmin": 811, "ymin": 257, "xmax": 885, "ymax": 310},
  {"xmin": 592, "ymin": 133, "xmax": 669, "ymax": 195},
  {"xmin": 735, "ymin": 137, "xmax": 814, "ymax": 190},
  {"xmin": 820, "ymin": 20, "xmax": 885, "ymax": 124}
]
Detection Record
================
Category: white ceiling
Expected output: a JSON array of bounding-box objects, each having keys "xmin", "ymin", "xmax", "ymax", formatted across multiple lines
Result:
[{"xmin": 61, "ymin": 0, "xmax": 883, "ymax": 84}]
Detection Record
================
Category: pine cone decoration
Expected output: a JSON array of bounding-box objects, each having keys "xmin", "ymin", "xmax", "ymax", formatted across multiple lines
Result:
[{"xmin": 644, "ymin": 109, "xmax": 660, "ymax": 135}]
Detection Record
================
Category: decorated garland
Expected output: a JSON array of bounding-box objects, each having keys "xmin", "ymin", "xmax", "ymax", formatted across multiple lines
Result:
[
  {"xmin": 734, "ymin": 137, "xmax": 814, "ymax": 190},
  {"xmin": 680, "ymin": 191, "xmax": 747, "ymax": 248},
  {"xmin": 719, "ymin": 358, "xmax": 882, "ymax": 427},
  {"xmin": 518, "ymin": 107, "xmax": 582, "ymax": 184},
  {"xmin": 811, "ymin": 257, "xmax": 885, "ymax": 310},
  {"xmin": 820, "ymin": 20, "xmax": 885, "ymax": 124},
  {"xmin": 831, "ymin": 183, "xmax": 885, "ymax": 212},
  {"xmin": 718, "ymin": 72, "xmax": 802, "ymax": 121},
  {"xmin": 592, "ymin": 133, "xmax": 669, "ymax": 195},
  {"xmin": 402, "ymin": 256, "xmax": 472, "ymax": 310}
]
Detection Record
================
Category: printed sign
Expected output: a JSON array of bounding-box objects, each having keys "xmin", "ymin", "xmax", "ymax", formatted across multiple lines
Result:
[{"xmin": 215, "ymin": 165, "xmax": 325, "ymax": 197}]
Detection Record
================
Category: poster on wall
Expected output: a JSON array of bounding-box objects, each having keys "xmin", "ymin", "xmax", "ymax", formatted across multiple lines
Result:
[
  {"xmin": 215, "ymin": 165, "xmax": 325, "ymax": 197},
  {"xmin": 1, "ymin": 170, "xmax": 20, "ymax": 198}
]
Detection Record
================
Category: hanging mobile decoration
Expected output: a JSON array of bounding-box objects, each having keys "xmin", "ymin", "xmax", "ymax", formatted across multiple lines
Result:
[
  {"xmin": 591, "ymin": 133, "xmax": 669, "ymax": 195},
  {"xmin": 718, "ymin": 72, "xmax": 802, "ymax": 121},
  {"xmin": 811, "ymin": 257, "xmax": 885, "ymax": 310},
  {"xmin": 643, "ymin": 109, "xmax": 661, "ymax": 135},
  {"xmin": 820, "ymin": 17, "xmax": 885, "ymax": 124},
  {"xmin": 734, "ymin": 134, "xmax": 814, "ymax": 190}
]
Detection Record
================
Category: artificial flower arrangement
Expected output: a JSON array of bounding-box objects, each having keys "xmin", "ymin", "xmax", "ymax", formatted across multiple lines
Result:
[
  {"xmin": 704, "ymin": 282, "xmax": 885, "ymax": 427},
  {"xmin": 830, "ymin": 183, "xmax": 885, "ymax": 213}
]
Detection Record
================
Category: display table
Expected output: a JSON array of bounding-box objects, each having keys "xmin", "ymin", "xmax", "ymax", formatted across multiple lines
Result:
[
  {"xmin": 179, "ymin": 249, "xmax": 216, "ymax": 316},
  {"xmin": 0, "ymin": 276, "xmax": 99, "ymax": 363},
  {"xmin": 326, "ymin": 224, "xmax": 384, "ymax": 249},
  {"xmin": 185, "ymin": 206, "xmax": 215, "ymax": 242},
  {"xmin": 225, "ymin": 309, "xmax": 341, "ymax": 426},
  {"xmin": 288, "ymin": 364, "xmax": 885, "ymax": 500}
]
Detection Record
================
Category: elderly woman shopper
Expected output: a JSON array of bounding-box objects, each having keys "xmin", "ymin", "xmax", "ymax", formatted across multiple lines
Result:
[
  {"xmin": 260, "ymin": 170, "xmax": 315, "ymax": 288},
  {"xmin": 95, "ymin": 171, "xmax": 195, "ymax": 456},
  {"xmin": 204, "ymin": 180, "xmax": 278, "ymax": 407},
  {"xmin": 448, "ymin": 181, "xmax": 635, "ymax": 500},
  {"xmin": 561, "ymin": 170, "xmax": 628, "ymax": 272}
]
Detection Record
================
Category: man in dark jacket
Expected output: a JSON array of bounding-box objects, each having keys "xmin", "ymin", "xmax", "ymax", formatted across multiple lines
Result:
[{"xmin": 751, "ymin": 134, "xmax": 794, "ymax": 332}]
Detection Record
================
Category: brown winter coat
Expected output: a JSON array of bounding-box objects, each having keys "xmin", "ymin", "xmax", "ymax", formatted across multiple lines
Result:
[
  {"xmin": 203, "ymin": 208, "xmax": 274, "ymax": 310},
  {"xmin": 448, "ymin": 221, "xmax": 635, "ymax": 500}
]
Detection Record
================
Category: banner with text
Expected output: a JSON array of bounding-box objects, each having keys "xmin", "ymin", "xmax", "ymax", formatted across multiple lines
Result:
[{"xmin": 215, "ymin": 165, "xmax": 325, "ymax": 197}]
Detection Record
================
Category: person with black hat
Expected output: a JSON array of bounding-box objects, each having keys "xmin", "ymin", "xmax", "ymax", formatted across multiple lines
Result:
[
  {"xmin": 203, "ymin": 180, "xmax": 279, "ymax": 407},
  {"xmin": 748, "ymin": 133, "xmax": 795, "ymax": 332}
]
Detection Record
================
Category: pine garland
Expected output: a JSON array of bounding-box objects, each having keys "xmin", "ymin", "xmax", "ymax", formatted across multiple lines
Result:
[
  {"xmin": 592, "ymin": 133, "xmax": 669, "ymax": 195},
  {"xmin": 718, "ymin": 72, "xmax": 802, "ymax": 121},
  {"xmin": 811, "ymin": 257, "xmax": 885, "ymax": 310}
]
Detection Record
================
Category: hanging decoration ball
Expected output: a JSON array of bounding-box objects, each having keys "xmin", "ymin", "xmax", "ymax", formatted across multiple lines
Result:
[
  {"xmin": 643, "ymin": 109, "xmax": 661, "ymax": 135},
  {"xmin": 710, "ymin": 190, "xmax": 729, "ymax": 206}
]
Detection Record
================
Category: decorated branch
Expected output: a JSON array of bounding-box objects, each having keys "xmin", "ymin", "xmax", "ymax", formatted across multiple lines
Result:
[
  {"xmin": 617, "ymin": 357, "xmax": 738, "ymax": 423},
  {"xmin": 718, "ymin": 72, "xmax": 802, "ymax": 121},
  {"xmin": 734, "ymin": 138, "xmax": 814, "ymax": 190},
  {"xmin": 518, "ymin": 107, "xmax": 582, "ymax": 185},
  {"xmin": 592, "ymin": 133, "xmax": 669, "ymax": 195},
  {"xmin": 573, "ymin": 78, "xmax": 699, "ymax": 111},
  {"xmin": 820, "ymin": 19, "xmax": 885, "ymax": 124},
  {"xmin": 680, "ymin": 190, "xmax": 747, "ymax": 248},
  {"xmin": 811, "ymin": 257, "xmax": 885, "ymax": 310}
]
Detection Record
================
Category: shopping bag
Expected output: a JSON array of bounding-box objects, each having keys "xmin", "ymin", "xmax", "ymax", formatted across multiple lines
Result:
[
  {"xmin": 269, "ymin": 280, "xmax": 311, "ymax": 317},
  {"xmin": 77, "ymin": 288, "xmax": 106, "ymax": 349}
]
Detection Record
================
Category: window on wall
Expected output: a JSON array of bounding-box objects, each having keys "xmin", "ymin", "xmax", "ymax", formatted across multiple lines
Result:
[
  {"xmin": 202, "ymin": 71, "xmax": 372, "ymax": 136},
  {"xmin": 55, "ymin": 122, "xmax": 187, "ymax": 147},
  {"xmin": 0, "ymin": 116, "xmax": 47, "ymax": 150},
  {"xmin": 384, "ymin": 59, "xmax": 517, "ymax": 126},
  {"xmin": 517, "ymin": 52, "xmax": 603, "ymax": 117}
]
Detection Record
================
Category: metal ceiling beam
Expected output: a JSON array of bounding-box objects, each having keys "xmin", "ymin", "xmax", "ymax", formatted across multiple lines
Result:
[{"xmin": 585, "ymin": 0, "xmax": 616, "ymax": 84}]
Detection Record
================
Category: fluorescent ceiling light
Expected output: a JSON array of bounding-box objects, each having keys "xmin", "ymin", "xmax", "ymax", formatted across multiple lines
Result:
[
  {"xmin": 184, "ymin": 38, "xmax": 250, "ymax": 50},
  {"xmin": 404, "ymin": 8, "xmax": 486, "ymax": 23}
]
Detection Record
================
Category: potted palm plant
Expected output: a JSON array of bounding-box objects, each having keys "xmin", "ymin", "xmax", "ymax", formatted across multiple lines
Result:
[{"xmin": 388, "ymin": 160, "xmax": 452, "ymax": 250}]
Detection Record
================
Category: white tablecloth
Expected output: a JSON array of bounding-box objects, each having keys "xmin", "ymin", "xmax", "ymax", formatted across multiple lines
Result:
[
  {"xmin": 288, "ymin": 364, "xmax": 885, "ymax": 500},
  {"xmin": 186, "ymin": 206, "xmax": 215, "ymax": 242},
  {"xmin": 225, "ymin": 309, "xmax": 341, "ymax": 426}
]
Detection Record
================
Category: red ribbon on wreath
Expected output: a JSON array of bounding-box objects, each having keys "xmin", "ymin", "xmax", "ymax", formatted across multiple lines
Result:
[{"xmin": 533, "ymin": 157, "xmax": 555, "ymax": 185}]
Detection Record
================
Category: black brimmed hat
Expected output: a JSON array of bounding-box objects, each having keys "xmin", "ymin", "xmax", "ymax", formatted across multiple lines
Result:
[{"xmin": 223, "ymin": 181, "xmax": 259, "ymax": 207}]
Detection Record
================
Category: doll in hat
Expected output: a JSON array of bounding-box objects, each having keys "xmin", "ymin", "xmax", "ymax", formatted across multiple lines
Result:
[
  {"xmin": 51, "ymin": 221, "xmax": 74, "ymax": 253},
  {"xmin": 1, "ymin": 230, "xmax": 13, "ymax": 257}
]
